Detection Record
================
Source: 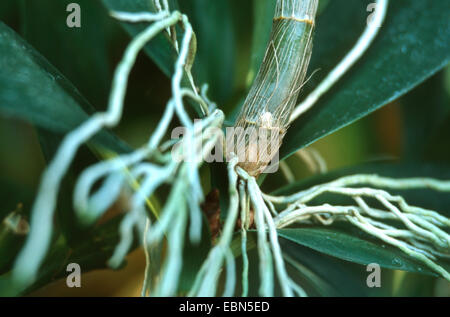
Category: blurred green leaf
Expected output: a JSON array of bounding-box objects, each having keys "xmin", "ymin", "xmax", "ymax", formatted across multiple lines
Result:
[
  {"xmin": 0, "ymin": 22, "xmax": 131, "ymax": 154},
  {"xmin": 4, "ymin": 0, "xmax": 124, "ymax": 164},
  {"xmin": 20, "ymin": 0, "xmax": 114, "ymax": 109},
  {"xmin": 279, "ymin": 0, "xmax": 450, "ymax": 159}
]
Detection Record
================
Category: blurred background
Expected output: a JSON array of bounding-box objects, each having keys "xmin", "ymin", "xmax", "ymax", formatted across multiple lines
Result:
[{"xmin": 0, "ymin": 0, "xmax": 449, "ymax": 296}]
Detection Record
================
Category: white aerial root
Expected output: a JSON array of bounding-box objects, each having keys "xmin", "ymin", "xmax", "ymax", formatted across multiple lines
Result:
[
  {"xmin": 239, "ymin": 180, "xmax": 250, "ymax": 297},
  {"xmin": 261, "ymin": 174, "xmax": 450, "ymax": 281},
  {"xmin": 235, "ymin": 166, "xmax": 308, "ymax": 297}
]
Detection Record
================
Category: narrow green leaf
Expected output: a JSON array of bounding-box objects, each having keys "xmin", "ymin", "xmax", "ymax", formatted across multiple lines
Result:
[
  {"xmin": 279, "ymin": 0, "xmax": 450, "ymax": 159},
  {"xmin": 20, "ymin": 0, "xmax": 114, "ymax": 109},
  {"xmin": 280, "ymin": 236, "xmax": 382, "ymax": 296},
  {"xmin": 278, "ymin": 227, "xmax": 438, "ymax": 276}
]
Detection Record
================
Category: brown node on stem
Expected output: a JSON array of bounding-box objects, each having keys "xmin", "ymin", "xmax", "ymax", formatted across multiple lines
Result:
[
  {"xmin": 201, "ymin": 188, "xmax": 255, "ymax": 243},
  {"xmin": 201, "ymin": 188, "xmax": 221, "ymax": 242}
]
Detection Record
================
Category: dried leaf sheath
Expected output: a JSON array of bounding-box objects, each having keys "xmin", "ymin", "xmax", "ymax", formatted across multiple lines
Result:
[{"xmin": 229, "ymin": 0, "xmax": 318, "ymax": 176}]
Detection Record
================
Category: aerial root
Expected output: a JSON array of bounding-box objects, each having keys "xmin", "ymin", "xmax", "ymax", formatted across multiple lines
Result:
[{"xmin": 257, "ymin": 173, "xmax": 450, "ymax": 282}]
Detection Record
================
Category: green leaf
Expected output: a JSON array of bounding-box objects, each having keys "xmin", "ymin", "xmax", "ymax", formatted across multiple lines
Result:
[
  {"xmin": 278, "ymin": 227, "xmax": 438, "ymax": 276},
  {"xmin": 16, "ymin": 0, "xmax": 122, "ymax": 161},
  {"xmin": 283, "ymin": 250, "xmax": 342, "ymax": 296},
  {"xmin": 20, "ymin": 0, "xmax": 115, "ymax": 109},
  {"xmin": 280, "ymin": 236, "xmax": 387, "ymax": 296},
  {"xmin": 0, "ymin": 22, "xmax": 131, "ymax": 154},
  {"xmin": 279, "ymin": 0, "xmax": 450, "ymax": 159}
]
